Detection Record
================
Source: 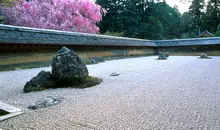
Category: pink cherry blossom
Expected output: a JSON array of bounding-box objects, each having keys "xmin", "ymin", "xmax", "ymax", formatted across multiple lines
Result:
[{"xmin": 1, "ymin": 0, "xmax": 106, "ymax": 33}]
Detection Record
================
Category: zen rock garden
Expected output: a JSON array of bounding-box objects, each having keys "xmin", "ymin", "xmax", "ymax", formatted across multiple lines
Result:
[{"xmin": 23, "ymin": 47, "xmax": 103, "ymax": 93}]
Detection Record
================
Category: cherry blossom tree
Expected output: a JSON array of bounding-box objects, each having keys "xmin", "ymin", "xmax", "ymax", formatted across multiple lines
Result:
[{"xmin": 1, "ymin": 0, "xmax": 106, "ymax": 33}]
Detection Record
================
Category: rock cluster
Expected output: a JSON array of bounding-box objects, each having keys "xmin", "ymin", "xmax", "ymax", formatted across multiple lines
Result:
[
  {"xmin": 23, "ymin": 47, "xmax": 102, "ymax": 93},
  {"xmin": 28, "ymin": 96, "xmax": 64, "ymax": 110},
  {"xmin": 157, "ymin": 52, "xmax": 169, "ymax": 60}
]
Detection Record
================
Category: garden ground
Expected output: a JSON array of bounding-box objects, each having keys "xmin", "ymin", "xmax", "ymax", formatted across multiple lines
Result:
[{"xmin": 0, "ymin": 56, "xmax": 220, "ymax": 129}]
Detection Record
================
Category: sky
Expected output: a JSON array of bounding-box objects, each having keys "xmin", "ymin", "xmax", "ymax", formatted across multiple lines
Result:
[{"xmin": 166, "ymin": 0, "xmax": 208, "ymax": 14}]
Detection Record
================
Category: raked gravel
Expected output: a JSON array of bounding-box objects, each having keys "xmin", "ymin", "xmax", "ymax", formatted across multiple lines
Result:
[{"xmin": 0, "ymin": 56, "xmax": 220, "ymax": 130}]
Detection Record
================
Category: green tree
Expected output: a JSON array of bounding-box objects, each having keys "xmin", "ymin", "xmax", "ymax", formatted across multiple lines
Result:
[
  {"xmin": 214, "ymin": 23, "xmax": 220, "ymax": 37},
  {"xmin": 180, "ymin": 12, "xmax": 191, "ymax": 32},
  {"xmin": 203, "ymin": 0, "xmax": 220, "ymax": 32},
  {"xmin": 217, "ymin": 23, "xmax": 220, "ymax": 31},
  {"xmin": 96, "ymin": 0, "xmax": 125, "ymax": 33},
  {"xmin": 97, "ymin": 0, "xmax": 180, "ymax": 39},
  {"xmin": 188, "ymin": 0, "xmax": 205, "ymax": 35},
  {"xmin": 179, "ymin": 12, "xmax": 191, "ymax": 38},
  {"xmin": 146, "ymin": 2, "xmax": 181, "ymax": 39},
  {"xmin": 144, "ymin": 17, "xmax": 164, "ymax": 40}
]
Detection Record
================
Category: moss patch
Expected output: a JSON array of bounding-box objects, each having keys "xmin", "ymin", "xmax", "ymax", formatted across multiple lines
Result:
[
  {"xmin": 0, "ymin": 109, "xmax": 10, "ymax": 116},
  {"xmin": 72, "ymin": 76, "xmax": 103, "ymax": 88},
  {"xmin": 24, "ymin": 76, "xmax": 103, "ymax": 93},
  {"xmin": 54, "ymin": 76, "xmax": 103, "ymax": 89}
]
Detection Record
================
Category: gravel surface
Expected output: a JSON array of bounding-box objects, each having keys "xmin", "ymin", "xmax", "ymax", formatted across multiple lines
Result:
[{"xmin": 0, "ymin": 56, "xmax": 220, "ymax": 130}]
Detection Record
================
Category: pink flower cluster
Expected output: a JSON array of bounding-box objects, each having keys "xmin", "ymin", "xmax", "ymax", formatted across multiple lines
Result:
[{"xmin": 1, "ymin": 0, "xmax": 106, "ymax": 33}]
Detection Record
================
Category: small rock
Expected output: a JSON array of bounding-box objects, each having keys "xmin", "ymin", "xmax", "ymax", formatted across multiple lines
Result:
[
  {"xmin": 23, "ymin": 70, "xmax": 53, "ymax": 93},
  {"xmin": 90, "ymin": 57, "xmax": 105, "ymax": 64},
  {"xmin": 164, "ymin": 54, "xmax": 169, "ymax": 58},
  {"xmin": 91, "ymin": 59, "xmax": 97, "ymax": 64},
  {"xmin": 110, "ymin": 72, "xmax": 120, "ymax": 76},
  {"xmin": 28, "ymin": 96, "xmax": 64, "ymax": 110},
  {"xmin": 200, "ymin": 53, "xmax": 211, "ymax": 59},
  {"xmin": 12, "ymin": 68, "xmax": 22, "ymax": 71},
  {"xmin": 157, "ymin": 52, "xmax": 168, "ymax": 60}
]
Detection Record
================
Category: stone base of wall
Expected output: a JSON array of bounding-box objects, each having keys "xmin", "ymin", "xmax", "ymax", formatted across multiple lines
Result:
[
  {"xmin": 0, "ymin": 44, "xmax": 156, "ymax": 71},
  {"xmin": 159, "ymin": 45, "xmax": 220, "ymax": 56}
]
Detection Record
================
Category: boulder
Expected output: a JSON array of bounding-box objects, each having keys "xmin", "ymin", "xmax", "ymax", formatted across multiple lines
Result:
[
  {"xmin": 52, "ymin": 47, "xmax": 89, "ymax": 82},
  {"xmin": 28, "ymin": 96, "xmax": 64, "ymax": 110},
  {"xmin": 200, "ymin": 53, "xmax": 211, "ymax": 59},
  {"xmin": 23, "ymin": 70, "xmax": 53, "ymax": 93},
  {"xmin": 157, "ymin": 52, "xmax": 168, "ymax": 60}
]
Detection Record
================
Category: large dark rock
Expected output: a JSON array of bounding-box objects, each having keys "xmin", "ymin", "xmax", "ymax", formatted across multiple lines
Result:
[
  {"xmin": 52, "ymin": 47, "xmax": 89, "ymax": 82},
  {"xmin": 28, "ymin": 96, "xmax": 64, "ymax": 110},
  {"xmin": 23, "ymin": 70, "xmax": 53, "ymax": 93}
]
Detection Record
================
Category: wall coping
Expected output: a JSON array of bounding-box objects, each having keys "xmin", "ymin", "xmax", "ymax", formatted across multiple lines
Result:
[
  {"xmin": 0, "ymin": 24, "xmax": 152, "ymax": 42},
  {"xmin": 1, "ymin": 24, "xmax": 220, "ymax": 47}
]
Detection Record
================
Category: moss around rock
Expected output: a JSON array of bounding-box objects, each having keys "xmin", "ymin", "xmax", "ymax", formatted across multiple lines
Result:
[
  {"xmin": 58, "ymin": 76, "xmax": 103, "ymax": 89},
  {"xmin": 24, "ymin": 76, "xmax": 102, "ymax": 93}
]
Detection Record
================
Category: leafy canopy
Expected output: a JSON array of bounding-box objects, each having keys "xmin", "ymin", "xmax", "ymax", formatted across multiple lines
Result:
[{"xmin": 97, "ymin": 0, "xmax": 180, "ymax": 39}]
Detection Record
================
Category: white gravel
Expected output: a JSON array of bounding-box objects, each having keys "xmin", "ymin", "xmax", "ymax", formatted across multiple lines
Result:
[{"xmin": 0, "ymin": 56, "xmax": 220, "ymax": 130}]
